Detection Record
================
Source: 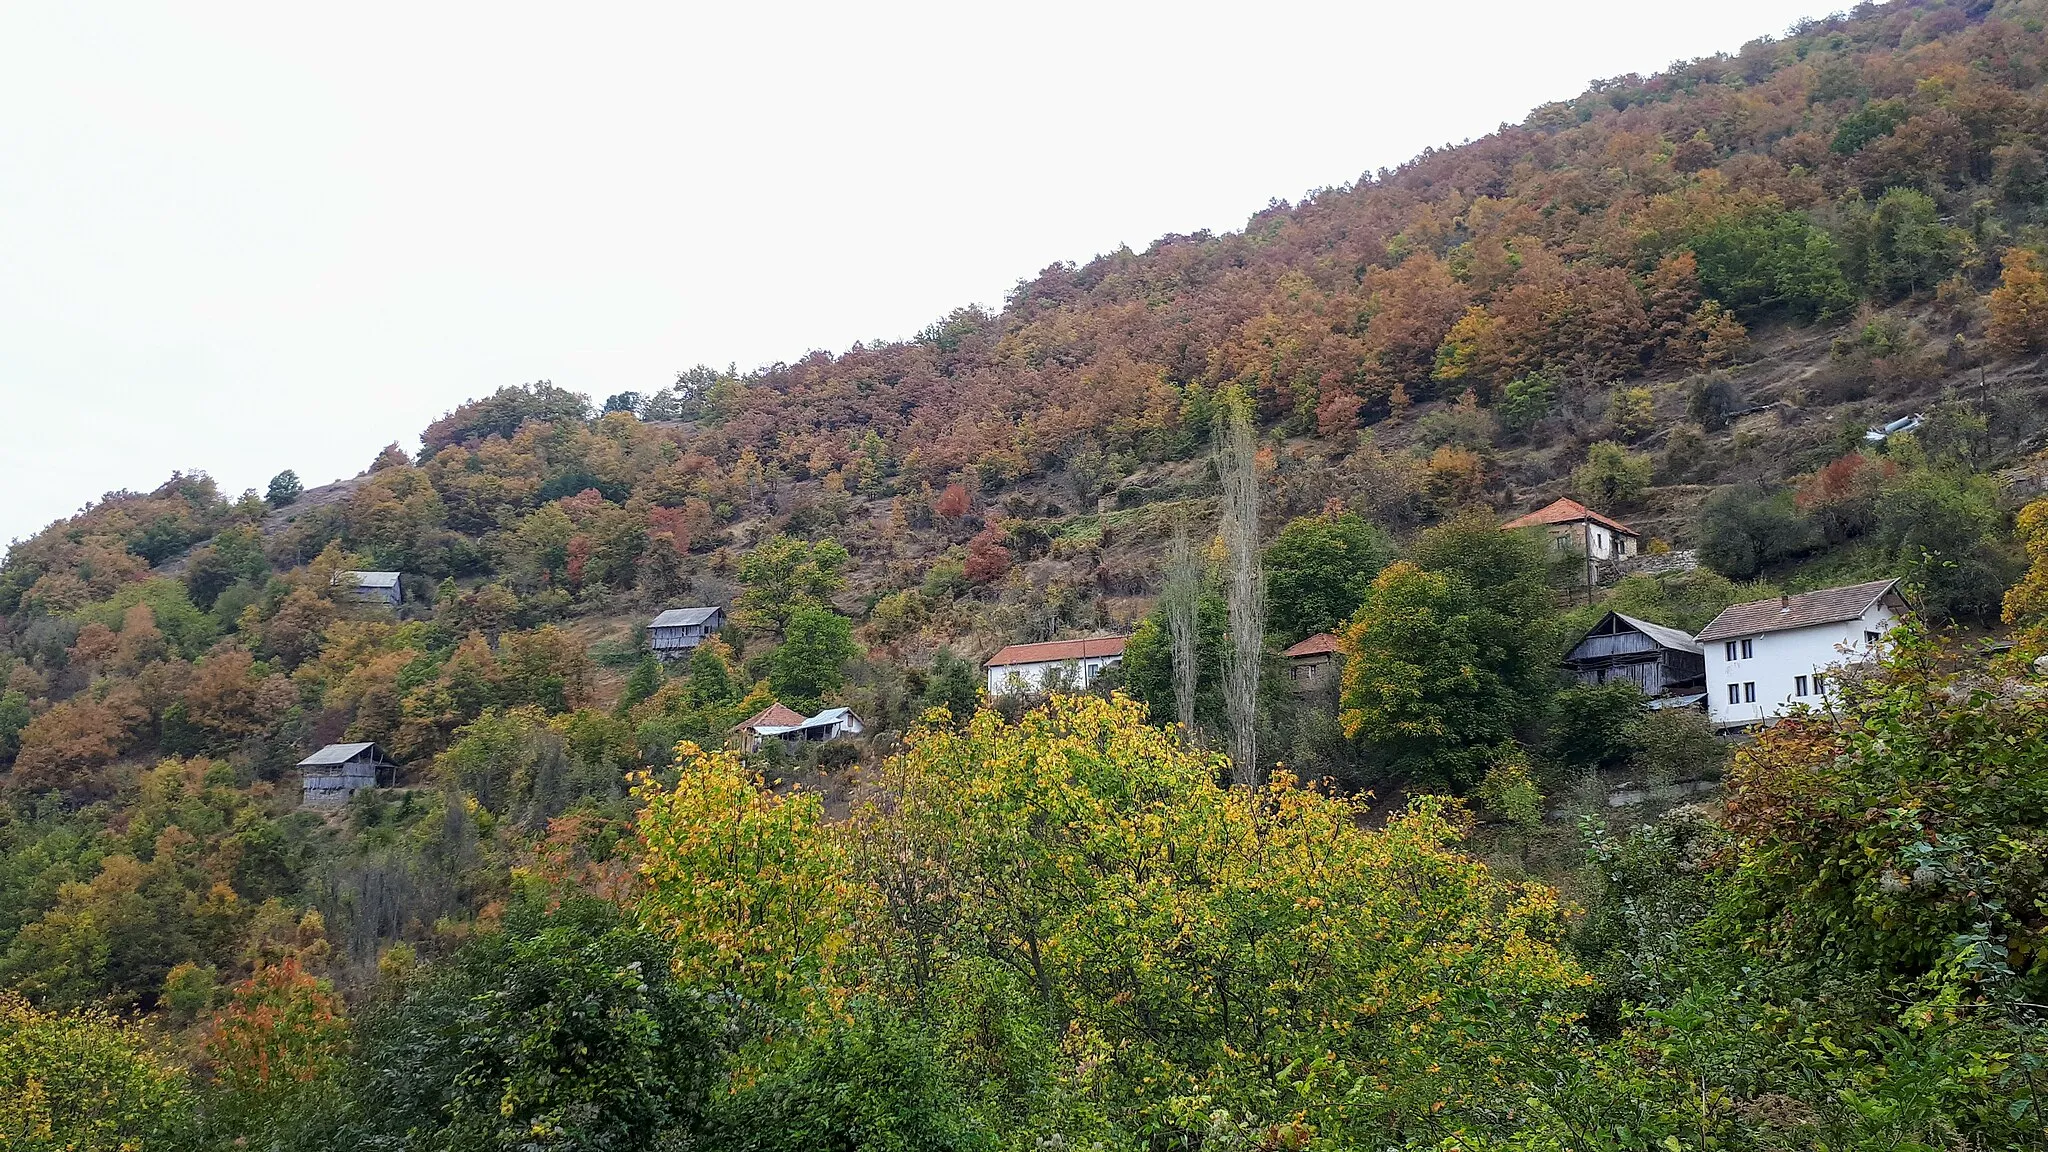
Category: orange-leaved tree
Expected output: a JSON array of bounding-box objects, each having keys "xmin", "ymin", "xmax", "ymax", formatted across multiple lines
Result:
[
  {"xmin": 204, "ymin": 955, "xmax": 348, "ymax": 1098},
  {"xmin": 1988, "ymin": 248, "xmax": 2048, "ymax": 356}
]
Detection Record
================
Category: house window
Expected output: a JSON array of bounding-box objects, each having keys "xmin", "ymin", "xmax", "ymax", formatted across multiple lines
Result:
[
  {"xmin": 1744, "ymin": 682, "xmax": 1756, "ymax": 703},
  {"xmin": 1864, "ymin": 630, "xmax": 1880, "ymax": 644},
  {"xmin": 1727, "ymin": 683, "xmax": 1741, "ymax": 705},
  {"xmin": 1813, "ymin": 672, "xmax": 1826, "ymax": 694},
  {"xmin": 1741, "ymin": 639, "xmax": 1754, "ymax": 659},
  {"xmin": 1795, "ymin": 675, "xmax": 1808, "ymax": 697},
  {"xmin": 1724, "ymin": 641, "xmax": 1738, "ymax": 661}
]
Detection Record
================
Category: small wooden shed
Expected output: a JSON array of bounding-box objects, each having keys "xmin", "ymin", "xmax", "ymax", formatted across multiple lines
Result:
[
  {"xmin": 333, "ymin": 571, "xmax": 404, "ymax": 608},
  {"xmin": 1562, "ymin": 612, "xmax": 1705, "ymax": 699},
  {"xmin": 299, "ymin": 742, "xmax": 400, "ymax": 806},
  {"xmin": 649, "ymin": 606, "xmax": 725, "ymax": 659}
]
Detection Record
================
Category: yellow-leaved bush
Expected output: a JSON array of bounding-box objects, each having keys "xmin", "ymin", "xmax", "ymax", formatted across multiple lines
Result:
[
  {"xmin": 0, "ymin": 991, "xmax": 195, "ymax": 1151},
  {"xmin": 632, "ymin": 743, "xmax": 861, "ymax": 1015},
  {"xmin": 635, "ymin": 696, "xmax": 1589, "ymax": 1145}
]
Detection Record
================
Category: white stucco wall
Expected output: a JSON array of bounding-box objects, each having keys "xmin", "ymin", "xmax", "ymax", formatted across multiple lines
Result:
[
  {"xmin": 986, "ymin": 655, "xmax": 1121, "ymax": 696},
  {"xmin": 1704, "ymin": 602, "xmax": 1897, "ymax": 726},
  {"xmin": 1543, "ymin": 521, "xmax": 1637, "ymax": 562}
]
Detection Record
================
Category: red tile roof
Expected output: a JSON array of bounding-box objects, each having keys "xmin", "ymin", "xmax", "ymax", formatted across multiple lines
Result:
[
  {"xmin": 1500, "ymin": 497, "xmax": 1637, "ymax": 537},
  {"xmin": 1283, "ymin": 632, "xmax": 1341, "ymax": 658},
  {"xmin": 984, "ymin": 635, "xmax": 1128, "ymax": 668},
  {"xmin": 1695, "ymin": 579, "xmax": 1904, "ymax": 643},
  {"xmin": 732, "ymin": 702, "xmax": 807, "ymax": 732}
]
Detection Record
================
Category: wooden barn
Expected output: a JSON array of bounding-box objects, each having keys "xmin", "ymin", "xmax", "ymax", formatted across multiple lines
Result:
[
  {"xmin": 1562, "ymin": 612, "xmax": 1706, "ymax": 700},
  {"xmin": 333, "ymin": 570, "xmax": 403, "ymax": 608},
  {"xmin": 649, "ymin": 606, "xmax": 726, "ymax": 659},
  {"xmin": 299, "ymin": 741, "xmax": 400, "ymax": 805}
]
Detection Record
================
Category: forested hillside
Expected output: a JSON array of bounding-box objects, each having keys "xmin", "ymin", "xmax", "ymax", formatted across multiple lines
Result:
[{"xmin": 6, "ymin": 1, "xmax": 2048, "ymax": 1148}]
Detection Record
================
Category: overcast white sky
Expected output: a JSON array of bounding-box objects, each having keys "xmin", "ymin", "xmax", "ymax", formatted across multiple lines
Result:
[{"xmin": 0, "ymin": 1, "xmax": 1839, "ymax": 548}]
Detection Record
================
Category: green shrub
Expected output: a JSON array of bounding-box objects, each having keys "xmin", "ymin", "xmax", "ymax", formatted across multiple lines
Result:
[
  {"xmin": 347, "ymin": 897, "xmax": 713, "ymax": 1152},
  {"xmin": 1697, "ymin": 484, "xmax": 1819, "ymax": 578},
  {"xmin": 700, "ymin": 1002, "xmax": 989, "ymax": 1152}
]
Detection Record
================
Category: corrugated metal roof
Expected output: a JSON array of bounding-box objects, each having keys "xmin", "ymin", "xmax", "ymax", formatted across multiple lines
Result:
[
  {"xmin": 1501, "ymin": 497, "xmax": 1637, "ymax": 537},
  {"xmin": 759, "ymin": 709, "xmax": 863, "ymax": 737},
  {"xmin": 1283, "ymin": 632, "xmax": 1342, "ymax": 658},
  {"xmin": 337, "ymin": 571, "xmax": 401, "ymax": 588},
  {"xmin": 1611, "ymin": 613, "xmax": 1704, "ymax": 654},
  {"xmin": 1647, "ymin": 693, "xmax": 1707, "ymax": 711},
  {"xmin": 1696, "ymin": 579, "xmax": 1903, "ymax": 643},
  {"xmin": 985, "ymin": 635, "xmax": 1128, "ymax": 668},
  {"xmin": 297, "ymin": 741, "xmax": 381, "ymax": 767},
  {"xmin": 651, "ymin": 606, "xmax": 723, "ymax": 628}
]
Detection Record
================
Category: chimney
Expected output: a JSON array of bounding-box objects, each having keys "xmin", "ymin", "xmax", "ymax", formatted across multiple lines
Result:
[{"xmin": 1780, "ymin": 593, "xmax": 1791, "ymax": 612}]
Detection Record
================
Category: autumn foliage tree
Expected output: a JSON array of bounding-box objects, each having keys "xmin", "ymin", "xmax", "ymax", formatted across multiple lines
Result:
[
  {"xmin": 634, "ymin": 744, "xmax": 857, "ymax": 1011},
  {"xmin": 0, "ymin": 992, "xmax": 195, "ymax": 1150},
  {"xmin": 202, "ymin": 955, "xmax": 348, "ymax": 1142},
  {"xmin": 854, "ymin": 695, "xmax": 1585, "ymax": 1144},
  {"xmin": 1988, "ymin": 248, "xmax": 2048, "ymax": 355},
  {"xmin": 961, "ymin": 522, "xmax": 1012, "ymax": 584}
]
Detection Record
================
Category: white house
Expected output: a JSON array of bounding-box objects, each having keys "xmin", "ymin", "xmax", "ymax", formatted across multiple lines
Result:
[
  {"xmin": 983, "ymin": 635, "xmax": 1127, "ymax": 697},
  {"xmin": 1696, "ymin": 578, "xmax": 1907, "ymax": 728},
  {"xmin": 1501, "ymin": 498, "xmax": 1640, "ymax": 584}
]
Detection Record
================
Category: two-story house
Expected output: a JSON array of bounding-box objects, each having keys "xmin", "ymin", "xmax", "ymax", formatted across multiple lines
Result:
[
  {"xmin": 1696, "ymin": 578, "xmax": 1906, "ymax": 728},
  {"xmin": 1501, "ymin": 498, "xmax": 1640, "ymax": 585},
  {"xmin": 1282, "ymin": 633, "xmax": 1342, "ymax": 695}
]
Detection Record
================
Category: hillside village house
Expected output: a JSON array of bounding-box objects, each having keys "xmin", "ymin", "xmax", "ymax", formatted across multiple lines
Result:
[
  {"xmin": 984, "ymin": 635, "xmax": 1127, "ymax": 697},
  {"xmin": 299, "ymin": 742, "xmax": 400, "ymax": 805},
  {"xmin": 333, "ymin": 570, "xmax": 403, "ymax": 608},
  {"xmin": 1696, "ymin": 578, "xmax": 1907, "ymax": 728},
  {"xmin": 731, "ymin": 702, "xmax": 866, "ymax": 752},
  {"xmin": 1562, "ymin": 611, "xmax": 1706, "ymax": 705},
  {"xmin": 1501, "ymin": 498, "xmax": 1640, "ymax": 584},
  {"xmin": 648, "ymin": 606, "xmax": 725, "ymax": 659},
  {"xmin": 1282, "ymin": 633, "xmax": 1342, "ymax": 694}
]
